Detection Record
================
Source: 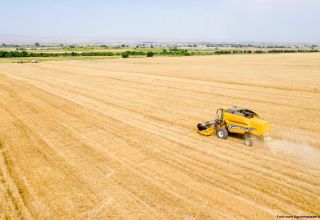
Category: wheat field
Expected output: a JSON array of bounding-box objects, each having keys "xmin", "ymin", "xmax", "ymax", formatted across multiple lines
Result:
[{"xmin": 0, "ymin": 53, "xmax": 319, "ymax": 219}]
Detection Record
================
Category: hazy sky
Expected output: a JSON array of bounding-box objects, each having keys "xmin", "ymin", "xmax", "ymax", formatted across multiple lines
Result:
[{"xmin": 1, "ymin": 0, "xmax": 320, "ymax": 43}]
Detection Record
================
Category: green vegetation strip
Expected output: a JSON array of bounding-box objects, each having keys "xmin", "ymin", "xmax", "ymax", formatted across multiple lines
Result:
[{"xmin": 0, "ymin": 48, "xmax": 318, "ymax": 59}]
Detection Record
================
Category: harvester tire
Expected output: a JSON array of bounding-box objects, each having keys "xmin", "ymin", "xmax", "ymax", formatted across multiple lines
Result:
[
  {"xmin": 244, "ymin": 138, "xmax": 253, "ymax": 146},
  {"xmin": 217, "ymin": 128, "xmax": 228, "ymax": 139}
]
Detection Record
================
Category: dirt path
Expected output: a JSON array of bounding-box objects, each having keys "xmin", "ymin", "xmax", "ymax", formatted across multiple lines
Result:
[{"xmin": 0, "ymin": 54, "xmax": 319, "ymax": 219}]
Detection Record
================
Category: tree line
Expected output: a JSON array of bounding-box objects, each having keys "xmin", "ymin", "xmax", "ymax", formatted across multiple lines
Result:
[
  {"xmin": 0, "ymin": 49, "xmax": 186, "ymax": 58},
  {"xmin": 0, "ymin": 48, "xmax": 318, "ymax": 58},
  {"xmin": 0, "ymin": 50, "xmax": 141, "ymax": 58}
]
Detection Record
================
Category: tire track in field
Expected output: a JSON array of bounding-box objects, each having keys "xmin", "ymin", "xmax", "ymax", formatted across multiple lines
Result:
[{"xmin": 0, "ymin": 131, "xmax": 32, "ymax": 219}]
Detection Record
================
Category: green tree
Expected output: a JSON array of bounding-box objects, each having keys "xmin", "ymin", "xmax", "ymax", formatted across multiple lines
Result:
[
  {"xmin": 121, "ymin": 52, "xmax": 129, "ymax": 58},
  {"xmin": 34, "ymin": 42, "xmax": 40, "ymax": 47},
  {"xmin": 146, "ymin": 51, "xmax": 154, "ymax": 57},
  {"xmin": 21, "ymin": 51, "xmax": 28, "ymax": 57}
]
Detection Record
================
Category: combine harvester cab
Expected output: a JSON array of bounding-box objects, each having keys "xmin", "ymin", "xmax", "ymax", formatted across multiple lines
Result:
[{"xmin": 196, "ymin": 107, "xmax": 271, "ymax": 146}]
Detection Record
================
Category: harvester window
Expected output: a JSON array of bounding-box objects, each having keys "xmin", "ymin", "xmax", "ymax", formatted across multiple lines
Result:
[
  {"xmin": 227, "ymin": 108, "xmax": 257, "ymax": 119},
  {"xmin": 227, "ymin": 108, "xmax": 244, "ymax": 117},
  {"xmin": 240, "ymin": 109, "xmax": 257, "ymax": 118}
]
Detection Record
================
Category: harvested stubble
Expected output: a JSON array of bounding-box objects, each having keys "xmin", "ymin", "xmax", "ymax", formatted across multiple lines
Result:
[{"xmin": 0, "ymin": 53, "xmax": 319, "ymax": 219}]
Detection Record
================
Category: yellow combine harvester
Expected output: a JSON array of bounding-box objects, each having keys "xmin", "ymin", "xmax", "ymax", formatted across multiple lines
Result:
[{"xmin": 197, "ymin": 107, "xmax": 271, "ymax": 146}]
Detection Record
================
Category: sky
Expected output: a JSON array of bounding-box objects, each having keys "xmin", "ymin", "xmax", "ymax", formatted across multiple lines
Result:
[{"xmin": 1, "ymin": 0, "xmax": 320, "ymax": 43}]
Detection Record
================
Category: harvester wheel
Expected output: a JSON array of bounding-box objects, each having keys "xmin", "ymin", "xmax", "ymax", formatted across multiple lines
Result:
[
  {"xmin": 244, "ymin": 138, "xmax": 253, "ymax": 146},
  {"xmin": 217, "ymin": 128, "xmax": 228, "ymax": 139}
]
